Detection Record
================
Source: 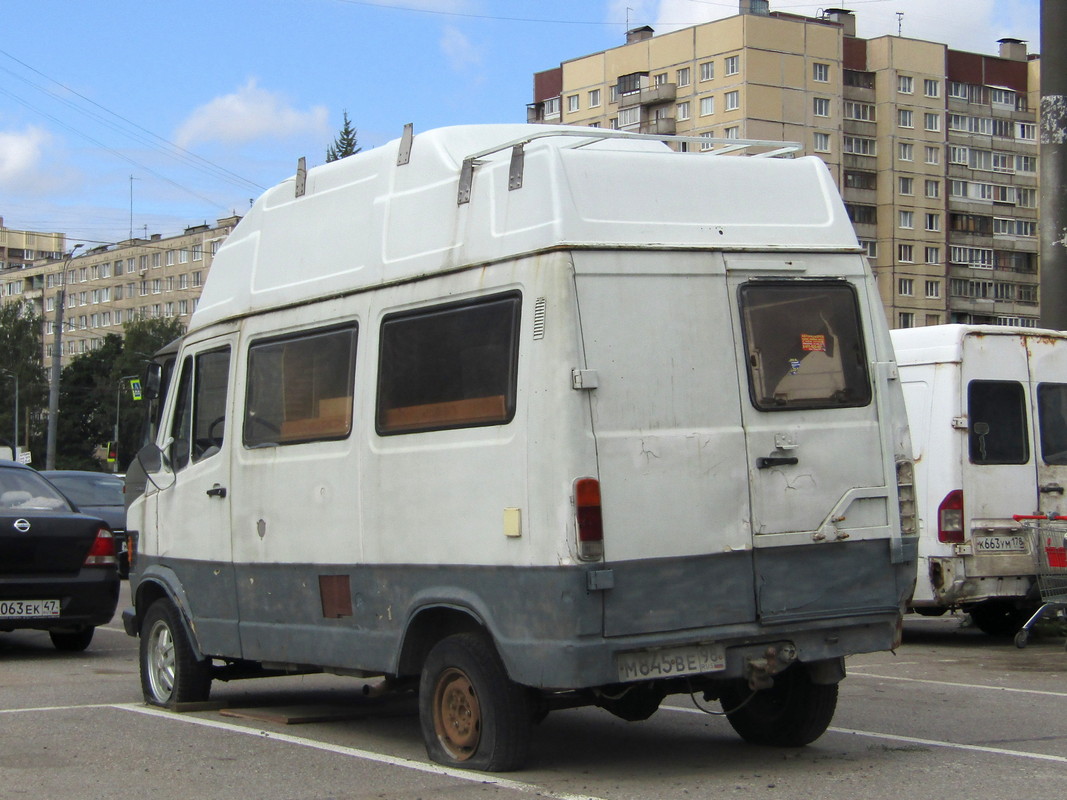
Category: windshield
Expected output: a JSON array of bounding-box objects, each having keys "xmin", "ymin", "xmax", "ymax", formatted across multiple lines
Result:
[
  {"xmin": 45, "ymin": 473, "xmax": 125, "ymax": 507},
  {"xmin": 0, "ymin": 468, "xmax": 75, "ymax": 511}
]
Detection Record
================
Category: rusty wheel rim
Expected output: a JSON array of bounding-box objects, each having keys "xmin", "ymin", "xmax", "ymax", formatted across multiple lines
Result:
[{"xmin": 432, "ymin": 667, "xmax": 481, "ymax": 760}]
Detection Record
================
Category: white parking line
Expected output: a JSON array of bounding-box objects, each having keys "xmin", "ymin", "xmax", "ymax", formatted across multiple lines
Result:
[
  {"xmin": 847, "ymin": 671, "xmax": 1067, "ymax": 699},
  {"xmin": 116, "ymin": 703, "xmax": 609, "ymax": 800},
  {"xmin": 664, "ymin": 705, "xmax": 1067, "ymax": 764}
]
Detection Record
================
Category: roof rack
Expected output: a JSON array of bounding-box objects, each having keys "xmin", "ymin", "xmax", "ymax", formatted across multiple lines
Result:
[{"xmin": 454, "ymin": 128, "xmax": 801, "ymax": 204}]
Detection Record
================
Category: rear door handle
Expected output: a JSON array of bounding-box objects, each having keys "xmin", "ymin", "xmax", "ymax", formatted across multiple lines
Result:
[
  {"xmin": 756, "ymin": 456, "xmax": 799, "ymax": 469},
  {"xmin": 1040, "ymin": 483, "xmax": 1065, "ymax": 495},
  {"xmin": 206, "ymin": 485, "xmax": 228, "ymax": 498}
]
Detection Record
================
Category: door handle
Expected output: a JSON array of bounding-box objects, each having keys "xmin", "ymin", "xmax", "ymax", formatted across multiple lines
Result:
[
  {"xmin": 756, "ymin": 456, "xmax": 799, "ymax": 469},
  {"xmin": 1040, "ymin": 483, "xmax": 1065, "ymax": 495},
  {"xmin": 206, "ymin": 485, "xmax": 228, "ymax": 498}
]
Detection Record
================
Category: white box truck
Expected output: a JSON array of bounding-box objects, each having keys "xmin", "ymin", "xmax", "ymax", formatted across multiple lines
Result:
[
  {"xmin": 123, "ymin": 124, "xmax": 916, "ymax": 770},
  {"xmin": 891, "ymin": 324, "xmax": 1067, "ymax": 634}
]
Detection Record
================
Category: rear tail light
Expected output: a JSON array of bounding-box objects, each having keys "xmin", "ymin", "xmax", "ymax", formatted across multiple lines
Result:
[
  {"xmin": 574, "ymin": 478, "xmax": 604, "ymax": 561},
  {"xmin": 896, "ymin": 460, "xmax": 916, "ymax": 536},
  {"xmin": 84, "ymin": 527, "xmax": 117, "ymax": 567},
  {"xmin": 937, "ymin": 490, "xmax": 965, "ymax": 544}
]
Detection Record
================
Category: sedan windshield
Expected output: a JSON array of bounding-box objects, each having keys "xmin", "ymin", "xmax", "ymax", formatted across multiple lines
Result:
[{"xmin": 0, "ymin": 469, "xmax": 74, "ymax": 511}]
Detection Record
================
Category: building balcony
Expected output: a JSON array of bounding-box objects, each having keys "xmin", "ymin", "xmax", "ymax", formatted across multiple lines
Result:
[
  {"xmin": 618, "ymin": 83, "xmax": 677, "ymax": 109},
  {"xmin": 641, "ymin": 117, "xmax": 677, "ymax": 135}
]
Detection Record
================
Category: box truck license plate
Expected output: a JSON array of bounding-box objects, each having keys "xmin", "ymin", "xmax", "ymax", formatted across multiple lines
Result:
[
  {"xmin": 616, "ymin": 643, "xmax": 726, "ymax": 682},
  {"xmin": 974, "ymin": 534, "xmax": 1027, "ymax": 554},
  {"xmin": 0, "ymin": 599, "xmax": 60, "ymax": 619}
]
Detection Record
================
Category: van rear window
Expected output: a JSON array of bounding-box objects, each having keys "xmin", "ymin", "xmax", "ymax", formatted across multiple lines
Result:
[
  {"xmin": 244, "ymin": 326, "xmax": 357, "ymax": 447},
  {"xmin": 739, "ymin": 281, "xmax": 871, "ymax": 411},
  {"xmin": 968, "ymin": 380, "xmax": 1029, "ymax": 465},
  {"xmin": 376, "ymin": 293, "xmax": 520, "ymax": 435},
  {"xmin": 1037, "ymin": 383, "xmax": 1067, "ymax": 465}
]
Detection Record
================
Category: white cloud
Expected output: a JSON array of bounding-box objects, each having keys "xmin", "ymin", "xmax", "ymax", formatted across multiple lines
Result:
[
  {"xmin": 0, "ymin": 126, "xmax": 51, "ymax": 184},
  {"xmin": 174, "ymin": 79, "xmax": 330, "ymax": 149},
  {"xmin": 440, "ymin": 25, "xmax": 482, "ymax": 72}
]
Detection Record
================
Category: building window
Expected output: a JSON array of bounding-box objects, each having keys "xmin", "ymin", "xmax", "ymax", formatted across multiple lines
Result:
[
  {"xmin": 677, "ymin": 67, "xmax": 691, "ymax": 87},
  {"xmin": 844, "ymin": 170, "xmax": 877, "ymax": 190},
  {"xmin": 813, "ymin": 132, "xmax": 830, "ymax": 152},
  {"xmin": 700, "ymin": 132, "xmax": 715, "ymax": 151},
  {"xmin": 700, "ymin": 61, "xmax": 715, "ymax": 81},
  {"xmin": 1018, "ymin": 187, "xmax": 1038, "ymax": 208},
  {"xmin": 813, "ymin": 97, "xmax": 830, "ymax": 117},
  {"xmin": 925, "ymin": 247, "xmax": 940, "ymax": 264},
  {"xmin": 725, "ymin": 55, "xmax": 740, "ymax": 76},
  {"xmin": 677, "ymin": 101, "xmax": 690, "ymax": 121},
  {"xmin": 618, "ymin": 106, "xmax": 640, "ymax": 128},
  {"xmin": 845, "ymin": 204, "xmax": 877, "ymax": 224},
  {"xmin": 543, "ymin": 97, "xmax": 560, "ymax": 118},
  {"xmin": 923, "ymin": 78, "xmax": 940, "ymax": 98},
  {"xmin": 724, "ymin": 126, "xmax": 739, "ymax": 139},
  {"xmin": 925, "ymin": 213, "xmax": 941, "ymax": 232},
  {"xmin": 898, "ymin": 109, "xmax": 914, "ymax": 128},
  {"xmin": 192, "ymin": 271, "xmax": 203, "ymax": 287},
  {"xmin": 898, "ymin": 312, "xmax": 915, "ymax": 328},
  {"xmin": 897, "ymin": 75, "xmax": 914, "ymax": 94},
  {"xmin": 700, "ymin": 96, "xmax": 716, "ymax": 116},
  {"xmin": 654, "ymin": 73, "xmax": 667, "ymax": 87},
  {"xmin": 898, "ymin": 142, "xmax": 914, "ymax": 161},
  {"xmin": 899, "ymin": 248, "xmax": 914, "ymax": 266},
  {"xmin": 991, "ymin": 87, "xmax": 1016, "ymax": 106},
  {"xmin": 725, "ymin": 91, "xmax": 740, "ymax": 111},
  {"xmin": 1016, "ymin": 155, "xmax": 1037, "ymax": 173},
  {"xmin": 924, "ymin": 146, "xmax": 940, "ymax": 165},
  {"xmin": 860, "ymin": 240, "xmax": 878, "ymax": 259},
  {"xmin": 899, "ymin": 210, "xmax": 914, "ymax": 229},
  {"xmin": 898, "ymin": 177, "xmax": 914, "ymax": 195},
  {"xmin": 925, "ymin": 179, "xmax": 940, "ymax": 198},
  {"xmin": 1016, "ymin": 122, "xmax": 1036, "ymax": 140},
  {"xmin": 924, "ymin": 113, "xmax": 941, "ymax": 132},
  {"xmin": 153, "ymin": 253, "xmax": 162, "ymax": 268},
  {"xmin": 166, "ymin": 250, "xmax": 175, "ymax": 266},
  {"xmin": 844, "ymin": 101, "xmax": 875, "ymax": 121},
  {"xmin": 589, "ymin": 88, "xmax": 601, "ymax": 108},
  {"xmin": 812, "ymin": 62, "xmax": 829, "ymax": 83},
  {"xmin": 925, "ymin": 280, "xmax": 941, "ymax": 298},
  {"xmin": 567, "ymin": 95, "xmax": 579, "ymax": 113}
]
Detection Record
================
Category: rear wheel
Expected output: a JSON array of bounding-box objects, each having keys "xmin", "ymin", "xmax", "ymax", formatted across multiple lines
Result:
[
  {"xmin": 720, "ymin": 663, "xmax": 838, "ymax": 747},
  {"xmin": 139, "ymin": 599, "xmax": 212, "ymax": 707},
  {"xmin": 967, "ymin": 601, "xmax": 1032, "ymax": 637},
  {"xmin": 419, "ymin": 632, "xmax": 532, "ymax": 771},
  {"xmin": 49, "ymin": 627, "xmax": 94, "ymax": 652}
]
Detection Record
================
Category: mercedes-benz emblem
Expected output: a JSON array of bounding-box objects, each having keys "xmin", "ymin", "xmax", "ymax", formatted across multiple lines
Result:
[{"xmin": 13, "ymin": 519, "xmax": 30, "ymax": 533}]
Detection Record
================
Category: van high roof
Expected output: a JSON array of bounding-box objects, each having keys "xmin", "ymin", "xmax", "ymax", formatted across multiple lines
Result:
[{"xmin": 192, "ymin": 124, "xmax": 860, "ymax": 331}]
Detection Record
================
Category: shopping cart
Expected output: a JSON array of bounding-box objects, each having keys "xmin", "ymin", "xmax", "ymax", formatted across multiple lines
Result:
[{"xmin": 1013, "ymin": 515, "xmax": 1067, "ymax": 649}]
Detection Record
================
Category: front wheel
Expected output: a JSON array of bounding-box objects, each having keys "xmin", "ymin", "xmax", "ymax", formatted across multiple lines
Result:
[
  {"xmin": 418, "ymin": 632, "xmax": 532, "ymax": 771},
  {"xmin": 50, "ymin": 627, "xmax": 95, "ymax": 652},
  {"xmin": 139, "ymin": 599, "xmax": 212, "ymax": 707},
  {"xmin": 719, "ymin": 663, "xmax": 838, "ymax": 747}
]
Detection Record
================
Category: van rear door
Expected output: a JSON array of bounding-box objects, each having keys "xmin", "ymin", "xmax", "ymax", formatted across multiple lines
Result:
[
  {"xmin": 1027, "ymin": 335, "xmax": 1067, "ymax": 517},
  {"xmin": 727, "ymin": 269, "xmax": 901, "ymax": 623},
  {"xmin": 574, "ymin": 253, "xmax": 755, "ymax": 638}
]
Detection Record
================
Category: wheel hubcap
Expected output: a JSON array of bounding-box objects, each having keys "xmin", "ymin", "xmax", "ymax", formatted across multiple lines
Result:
[
  {"xmin": 432, "ymin": 667, "xmax": 481, "ymax": 760},
  {"xmin": 148, "ymin": 620, "xmax": 176, "ymax": 701}
]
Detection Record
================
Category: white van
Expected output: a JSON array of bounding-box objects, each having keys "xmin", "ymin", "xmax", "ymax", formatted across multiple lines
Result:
[
  {"xmin": 123, "ymin": 124, "xmax": 916, "ymax": 771},
  {"xmin": 891, "ymin": 325, "xmax": 1067, "ymax": 634}
]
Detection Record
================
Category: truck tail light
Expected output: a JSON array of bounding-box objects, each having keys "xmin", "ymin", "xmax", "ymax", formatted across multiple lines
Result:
[
  {"xmin": 896, "ymin": 460, "xmax": 917, "ymax": 536},
  {"xmin": 574, "ymin": 478, "xmax": 604, "ymax": 561},
  {"xmin": 84, "ymin": 527, "xmax": 117, "ymax": 567},
  {"xmin": 937, "ymin": 490, "xmax": 965, "ymax": 544}
]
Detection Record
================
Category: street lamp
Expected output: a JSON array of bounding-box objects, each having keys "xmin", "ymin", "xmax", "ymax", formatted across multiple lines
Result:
[
  {"xmin": 45, "ymin": 244, "xmax": 83, "ymax": 470},
  {"xmin": 0, "ymin": 369, "xmax": 16, "ymax": 459}
]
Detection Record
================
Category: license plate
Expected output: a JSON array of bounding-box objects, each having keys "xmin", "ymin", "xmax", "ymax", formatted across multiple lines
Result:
[
  {"xmin": 0, "ymin": 599, "xmax": 61, "ymax": 619},
  {"xmin": 974, "ymin": 534, "xmax": 1028, "ymax": 554},
  {"xmin": 616, "ymin": 643, "xmax": 726, "ymax": 682}
]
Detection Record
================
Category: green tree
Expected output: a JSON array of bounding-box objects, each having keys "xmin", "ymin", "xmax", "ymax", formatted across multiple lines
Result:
[
  {"xmin": 0, "ymin": 300, "xmax": 46, "ymax": 458},
  {"xmin": 325, "ymin": 110, "xmax": 361, "ymax": 162}
]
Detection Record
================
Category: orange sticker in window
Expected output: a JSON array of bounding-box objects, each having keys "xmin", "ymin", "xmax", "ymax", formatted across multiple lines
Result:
[{"xmin": 801, "ymin": 334, "xmax": 826, "ymax": 352}]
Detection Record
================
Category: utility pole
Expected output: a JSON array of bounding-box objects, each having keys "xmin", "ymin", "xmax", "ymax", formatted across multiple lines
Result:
[
  {"xmin": 1040, "ymin": 0, "xmax": 1067, "ymax": 328},
  {"xmin": 45, "ymin": 244, "xmax": 82, "ymax": 469}
]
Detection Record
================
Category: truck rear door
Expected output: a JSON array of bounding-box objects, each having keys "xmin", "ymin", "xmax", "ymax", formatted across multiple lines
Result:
[{"xmin": 1027, "ymin": 335, "xmax": 1067, "ymax": 517}]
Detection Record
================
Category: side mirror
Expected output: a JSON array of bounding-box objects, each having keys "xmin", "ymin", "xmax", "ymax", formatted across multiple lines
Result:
[
  {"xmin": 142, "ymin": 362, "xmax": 162, "ymax": 401},
  {"xmin": 124, "ymin": 443, "xmax": 173, "ymax": 509}
]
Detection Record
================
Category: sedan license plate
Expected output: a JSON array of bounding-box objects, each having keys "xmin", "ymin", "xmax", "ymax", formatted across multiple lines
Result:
[
  {"xmin": 0, "ymin": 599, "xmax": 61, "ymax": 619},
  {"xmin": 974, "ymin": 534, "xmax": 1028, "ymax": 554},
  {"xmin": 616, "ymin": 643, "xmax": 726, "ymax": 682}
]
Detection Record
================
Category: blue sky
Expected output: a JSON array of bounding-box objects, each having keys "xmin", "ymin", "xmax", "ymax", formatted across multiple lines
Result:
[{"xmin": 0, "ymin": 0, "xmax": 1040, "ymax": 248}]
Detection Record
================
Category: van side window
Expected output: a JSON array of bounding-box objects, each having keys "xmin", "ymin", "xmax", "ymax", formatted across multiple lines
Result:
[
  {"xmin": 968, "ymin": 380, "xmax": 1029, "ymax": 465},
  {"xmin": 739, "ymin": 282, "xmax": 871, "ymax": 410},
  {"xmin": 244, "ymin": 325, "xmax": 357, "ymax": 447},
  {"xmin": 1037, "ymin": 383, "xmax": 1067, "ymax": 464},
  {"xmin": 168, "ymin": 347, "xmax": 231, "ymax": 470},
  {"xmin": 376, "ymin": 293, "xmax": 520, "ymax": 435}
]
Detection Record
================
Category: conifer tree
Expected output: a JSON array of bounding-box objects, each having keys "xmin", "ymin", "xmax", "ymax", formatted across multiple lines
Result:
[{"xmin": 326, "ymin": 110, "xmax": 361, "ymax": 162}]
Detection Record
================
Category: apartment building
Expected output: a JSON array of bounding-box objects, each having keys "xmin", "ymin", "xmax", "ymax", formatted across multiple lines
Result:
[
  {"xmin": 528, "ymin": 4, "xmax": 1041, "ymax": 328},
  {"xmin": 0, "ymin": 218, "xmax": 64, "ymax": 272},
  {"xmin": 0, "ymin": 216, "xmax": 240, "ymax": 365}
]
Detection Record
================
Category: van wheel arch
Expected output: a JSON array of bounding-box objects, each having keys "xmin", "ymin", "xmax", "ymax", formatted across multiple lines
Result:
[{"xmin": 397, "ymin": 606, "xmax": 488, "ymax": 678}]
